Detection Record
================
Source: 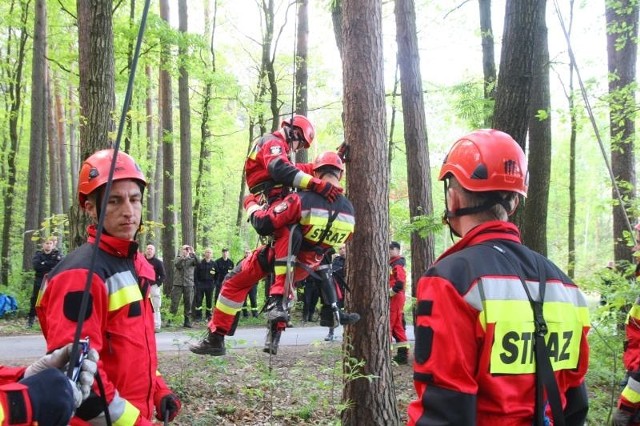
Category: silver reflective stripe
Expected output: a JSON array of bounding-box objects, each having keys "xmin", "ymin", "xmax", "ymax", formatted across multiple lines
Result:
[
  {"xmin": 464, "ymin": 277, "xmax": 588, "ymax": 311},
  {"xmin": 105, "ymin": 270, "xmax": 138, "ymax": 295},
  {"xmin": 218, "ymin": 293, "xmax": 244, "ymax": 310},
  {"xmin": 292, "ymin": 171, "xmax": 306, "ymax": 187},
  {"xmin": 88, "ymin": 390, "xmax": 128, "ymax": 425},
  {"xmin": 628, "ymin": 377, "xmax": 640, "ymax": 394}
]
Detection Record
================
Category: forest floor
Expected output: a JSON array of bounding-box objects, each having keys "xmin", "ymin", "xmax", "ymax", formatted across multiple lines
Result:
[{"xmin": 0, "ymin": 315, "xmax": 413, "ymax": 425}]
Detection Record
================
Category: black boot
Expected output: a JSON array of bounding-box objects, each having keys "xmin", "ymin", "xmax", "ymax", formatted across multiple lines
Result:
[
  {"xmin": 393, "ymin": 347, "xmax": 409, "ymax": 365},
  {"xmin": 338, "ymin": 310, "xmax": 360, "ymax": 325},
  {"xmin": 324, "ymin": 328, "xmax": 335, "ymax": 341},
  {"xmin": 263, "ymin": 322, "xmax": 284, "ymax": 355},
  {"xmin": 266, "ymin": 295, "xmax": 289, "ymax": 323},
  {"xmin": 183, "ymin": 318, "xmax": 192, "ymax": 328},
  {"xmin": 189, "ymin": 331, "xmax": 226, "ymax": 356}
]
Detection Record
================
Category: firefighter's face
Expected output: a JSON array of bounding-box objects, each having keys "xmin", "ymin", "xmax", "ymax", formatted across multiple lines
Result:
[{"xmin": 86, "ymin": 180, "xmax": 142, "ymax": 241}]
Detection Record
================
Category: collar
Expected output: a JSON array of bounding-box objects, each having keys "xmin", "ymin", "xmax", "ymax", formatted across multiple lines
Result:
[
  {"xmin": 86, "ymin": 225, "xmax": 139, "ymax": 258},
  {"xmin": 437, "ymin": 220, "xmax": 521, "ymax": 262}
]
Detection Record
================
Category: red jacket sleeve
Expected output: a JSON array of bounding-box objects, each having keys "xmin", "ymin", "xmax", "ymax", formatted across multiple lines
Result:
[
  {"xmin": 260, "ymin": 139, "xmax": 316, "ymax": 190},
  {"xmin": 250, "ymin": 193, "xmax": 302, "ymax": 236}
]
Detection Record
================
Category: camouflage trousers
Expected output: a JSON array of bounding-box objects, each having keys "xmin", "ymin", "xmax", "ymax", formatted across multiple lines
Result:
[{"xmin": 169, "ymin": 285, "xmax": 194, "ymax": 322}]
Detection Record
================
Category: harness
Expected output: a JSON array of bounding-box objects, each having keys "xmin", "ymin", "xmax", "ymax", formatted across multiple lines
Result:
[{"xmin": 484, "ymin": 242, "xmax": 565, "ymax": 426}]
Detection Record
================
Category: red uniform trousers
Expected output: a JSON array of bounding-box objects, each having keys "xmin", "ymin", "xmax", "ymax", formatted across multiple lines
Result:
[
  {"xmin": 208, "ymin": 246, "xmax": 322, "ymax": 335},
  {"xmin": 390, "ymin": 290, "xmax": 408, "ymax": 344}
]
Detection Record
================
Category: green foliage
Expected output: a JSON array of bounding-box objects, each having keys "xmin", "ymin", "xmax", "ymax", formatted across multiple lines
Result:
[{"xmin": 447, "ymin": 80, "xmax": 494, "ymax": 129}]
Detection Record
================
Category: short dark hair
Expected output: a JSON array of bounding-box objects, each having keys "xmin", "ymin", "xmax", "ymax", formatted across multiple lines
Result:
[{"xmin": 390, "ymin": 241, "xmax": 401, "ymax": 250}]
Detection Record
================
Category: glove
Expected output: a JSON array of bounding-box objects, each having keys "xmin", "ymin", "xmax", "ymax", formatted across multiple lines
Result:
[
  {"xmin": 243, "ymin": 194, "xmax": 264, "ymax": 217},
  {"xmin": 20, "ymin": 368, "xmax": 76, "ymax": 425},
  {"xmin": 24, "ymin": 343, "xmax": 99, "ymax": 407},
  {"xmin": 612, "ymin": 407, "xmax": 636, "ymax": 425},
  {"xmin": 156, "ymin": 393, "xmax": 182, "ymax": 422},
  {"xmin": 308, "ymin": 178, "xmax": 343, "ymax": 203},
  {"xmin": 336, "ymin": 142, "xmax": 350, "ymax": 163}
]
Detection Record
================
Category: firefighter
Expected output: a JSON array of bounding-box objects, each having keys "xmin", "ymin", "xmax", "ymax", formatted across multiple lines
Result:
[
  {"xmin": 190, "ymin": 152, "xmax": 359, "ymax": 356},
  {"xmin": 408, "ymin": 130, "xmax": 590, "ymax": 425},
  {"xmin": 388, "ymin": 241, "xmax": 409, "ymax": 365},
  {"xmin": 613, "ymin": 296, "xmax": 640, "ymax": 424},
  {"xmin": 36, "ymin": 149, "xmax": 181, "ymax": 425},
  {"xmin": 0, "ymin": 343, "xmax": 98, "ymax": 426}
]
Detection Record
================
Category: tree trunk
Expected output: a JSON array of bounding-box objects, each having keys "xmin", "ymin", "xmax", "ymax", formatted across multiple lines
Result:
[
  {"xmin": 178, "ymin": 0, "xmax": 194, "ymax": 247},
  {"xmin": 294, "ymin": 0, "xmax": 309, "ymax": 164},
  {"xmin": 24, "ymin": 0, "xmax": 46, "ymax": 271},
  {"xmin": 47, "ymin": 66, "xmax": 63, "ymax": 216},
  {"xmin": 144, "ymin": 64, "xmax": 157, "ymax": 227},
  {"xmin": 492, "ymin": 0, "xmax": 541, "ymax": 228},
  {"xmin": 606, "ymin": 0, "xmax": 639, "ymax": 265},
  {"xmin": 160, "ymin": 0, "xmax": 176, "ymax": 294},
  {"xmin": 342, "ymin": 0, "xmax": 399, "ymax": 424},
  {"xmin": 522, "ymin": 0, "xmax": 550, "ymax": 255},
  {"xmin": 54, "ymin": 74, "xmax": 71, "ymax": 214},
  {"xmin": 68, "ymin": 83, "xmax": 79, "ymax": 197},
  {"xmin": 567, "ymin": 1, "xmax": 577, "ymax": 278},
  {"xmin": 478, "ymin": 0, "xmax": 496, "ymax": 126},
  {"xmin": 331, "ymin": 1, "xmax": 343, "ymax": 60},
  {"xmin": 4, "ymin": 0, "xmax": 28, "ymax": 281},
  {"xmin": 74, "ymin": 0, "xmax": 116, "ymax": 249},
  {"xmin": 394, "ymin": 0, "xmax": 435, "ymax": 302}
]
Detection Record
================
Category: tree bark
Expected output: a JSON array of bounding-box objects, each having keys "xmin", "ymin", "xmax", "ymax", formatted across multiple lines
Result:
[
  {"xmin": 478, "ymin": 0, "xmax": 496, "ymax": 126},
  {"xmin": 178, "ymin": 0, "xmax": 194, "ymax": 247},
  {"xmin": 606, "ymin": 0, "xmax": 639, "ymax": 265},
  {"xmin": 294, "ymin": 0, "xmax": 309, "ymax": 164},
  {"xmin": 522, "ymin": 0, "xmax": 550, "ymax": 255},
  {"xmin": 24, "ymin": 0, "xmax": 46, "ymax": 271},
  {"xmin": 47, "ymin": 66, "xmax": 63, "ymax": 216},
  {"xmin": 160, "ymin": 0, "xmax": 176, "ymax": 294},
  {"xmin": 342, "ymin": 0, "xmax": 399, "ymax": 424},
  {"xmin": 54, "ymin": 74, "xmax": 71, "ymax": 214},
  {"xmin": 394, "ymin": 0, "xmax": 435, "ymax": 303}
]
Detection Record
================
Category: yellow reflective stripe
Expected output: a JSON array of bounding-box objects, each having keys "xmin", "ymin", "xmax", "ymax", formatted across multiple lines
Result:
[
  {"xmin": 216, "ymin": 294, "xmax": 243, "ymax": 316},
  {"xmin": 274, "ymin": 265, "xmax": 288, "ymax": 276},
  {"xmin": 623, "ymin": 378, "xmax": 640, "ymax": 403},
  {"xmin": 112, "ymin": 399, "xmax": 141, "ymax": 426},
  {"xmin": 0, "ymin": 405, "xmax": 4, "ymax": 424},
  {"xmin": 109, "ymin": 285, "xmax": 143, "ymax": 312},
  {"xmin": 294, "ymin": 172, "xmax": 313, "ymax": 188},
  {"xmin": 628, "ymin": 304, "xmax": 640, "ymax": 322},
  {"xmin": 106, "ymin": 271, "xmax": 142, "ymax": 312},
  {"xmin": 35, "ymin": 279, "xmax": 48, "ymax": 307}
]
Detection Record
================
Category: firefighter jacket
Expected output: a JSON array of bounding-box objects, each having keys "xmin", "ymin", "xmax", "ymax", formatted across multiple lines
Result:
[
  {"xmin": 408, "ymin": 221, "xmax": 590, "ymax": 426},
  {"xmin": 0, "ymin": 366, "xmax": 30, "ymax": 425},
  {"xmin": 36, "ymin": 225, "xmax": 174, "ymax": 425},
  {"xmin": 244, "ymin": 131, "xmax": 315, "ymax": 194},
  {"xmin": 173, "ymin": 254, "xmax": 196, "ymax": 287},
  {"xmin": 389, "ymin": 256, "xmax": 406, "ymax": 295},
  {"xmin": 250, "ymin": 189, "xmax": 356, "ymax": 254},
  {"xmin": 619, "ymin": 295, "xmax": 640, "ymax": 410}
]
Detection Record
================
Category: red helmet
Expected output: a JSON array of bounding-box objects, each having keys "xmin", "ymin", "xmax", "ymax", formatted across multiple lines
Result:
[
  {"xmin": 313, "ymin": 151, "xmax": 344, "ymax": 172},
  {"xmin": 438, "ymin": 129, "xmax": 528, "ymax": 197},
  {"xmin": 78, "ymin": 149, "xmax": 147, "ymax": 208},
  {"xmin": 281, "ymin": 114, "xmax": 315, "ymax": 148}
]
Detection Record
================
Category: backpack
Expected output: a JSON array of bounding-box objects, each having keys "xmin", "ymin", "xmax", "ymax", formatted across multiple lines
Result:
[{"xmin": 0, "ymin": 293, "xmax": 18, "ymax": 318}]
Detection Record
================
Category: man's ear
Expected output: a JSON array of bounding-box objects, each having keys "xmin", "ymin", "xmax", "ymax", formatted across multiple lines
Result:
[
  {"xmin": 83, "ymin": 200, "xmax": 98, "ymax": 222},
  {"xmin": 507, "ymin": 196, "xmax": 520, "ymax": 216}
]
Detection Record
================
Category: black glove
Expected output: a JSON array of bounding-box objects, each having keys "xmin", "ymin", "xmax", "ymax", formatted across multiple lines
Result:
[
  {"xmin": 336, "ymin": 142, "xmax": 350, "ymax": 163},
  {"xmin": 308, "ymin": 178, "xmax": 342, "ymax": 203},
  {"xmin": 20, "ymin": 368, "xmax": 76, "ymax": 426},
  {"xmin": 156, "ymin": 393, "xmax": 182, "ymax": 422}
]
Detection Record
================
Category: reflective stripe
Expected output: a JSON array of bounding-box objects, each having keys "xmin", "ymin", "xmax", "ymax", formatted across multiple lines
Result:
[
  {"xmin": 628, "ymin": 302, "xmax": 640, "ymax": 322},
  {"xmin": 294, "ymin": 171, "xmax": 312, "ymax": 188},
  {"xmin": 0, "ymin": 405, "xmax": 4, "ymax": 424},
  {"xmin": 106, "ymin": 271, "xmax": 142, "ymax": 312},
  {"xmin": 299, "ymin": 208, "xmax": 355, "ymax": 249},
  {"xmin": 110, "ymin": 399, "xmax": 140, "ymax": 426},
  {"xmin": 216, "ymin": 294, "xmax": 244, "ymax": 316},
  {"xmin": 464, "ymin": 276, "xmax": 588, "ymax": 375},
  {"xmin": 623, "ymin": 377, "xmax": 640, "ymax": 403}
]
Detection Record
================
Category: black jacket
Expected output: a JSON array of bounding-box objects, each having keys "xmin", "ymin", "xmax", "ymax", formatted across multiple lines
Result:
[
  {"xmin": 195, "ymin": 259, "xmax": 216, "ymax": 289},
  {"xmin": 145, "ymin": 256, "xmax": 165, "ymax": 286}
]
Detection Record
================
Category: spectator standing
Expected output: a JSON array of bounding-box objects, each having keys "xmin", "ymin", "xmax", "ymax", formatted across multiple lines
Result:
[
  {"xmin": 388, "ymin": 241, "xmax": 409, "ymax": 364},
  {"xmin": 408, "ymin": 130, "xmax": 589, "ymax": 425},
  {"xmin": 301, "ymin": 275, "xmax": 321, "ymax": 322},
  {"xmin": 36, "ymin": 149, "xmax": 181, "ymax": 424},
  {"xmin": 214, "ymin": 248, "xmax": 234, "ymax": 303},
  {"xmin": 144, "ymin": 244, "xmax": 165, "ymax": 332},
  {"xmin": 171, "ymin": 245, "xmax": 197, "ymax": 328},
  {"xmin": 240, "ymin": 249, "xmax": 260, "ymax": 319},
  {"xmin": 28, "ymin": 237, "xmax": 62, "ymax": 328},
  {"xmin": 194, "ymin": 248, "xmax": 216, "ymax": 322}
]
